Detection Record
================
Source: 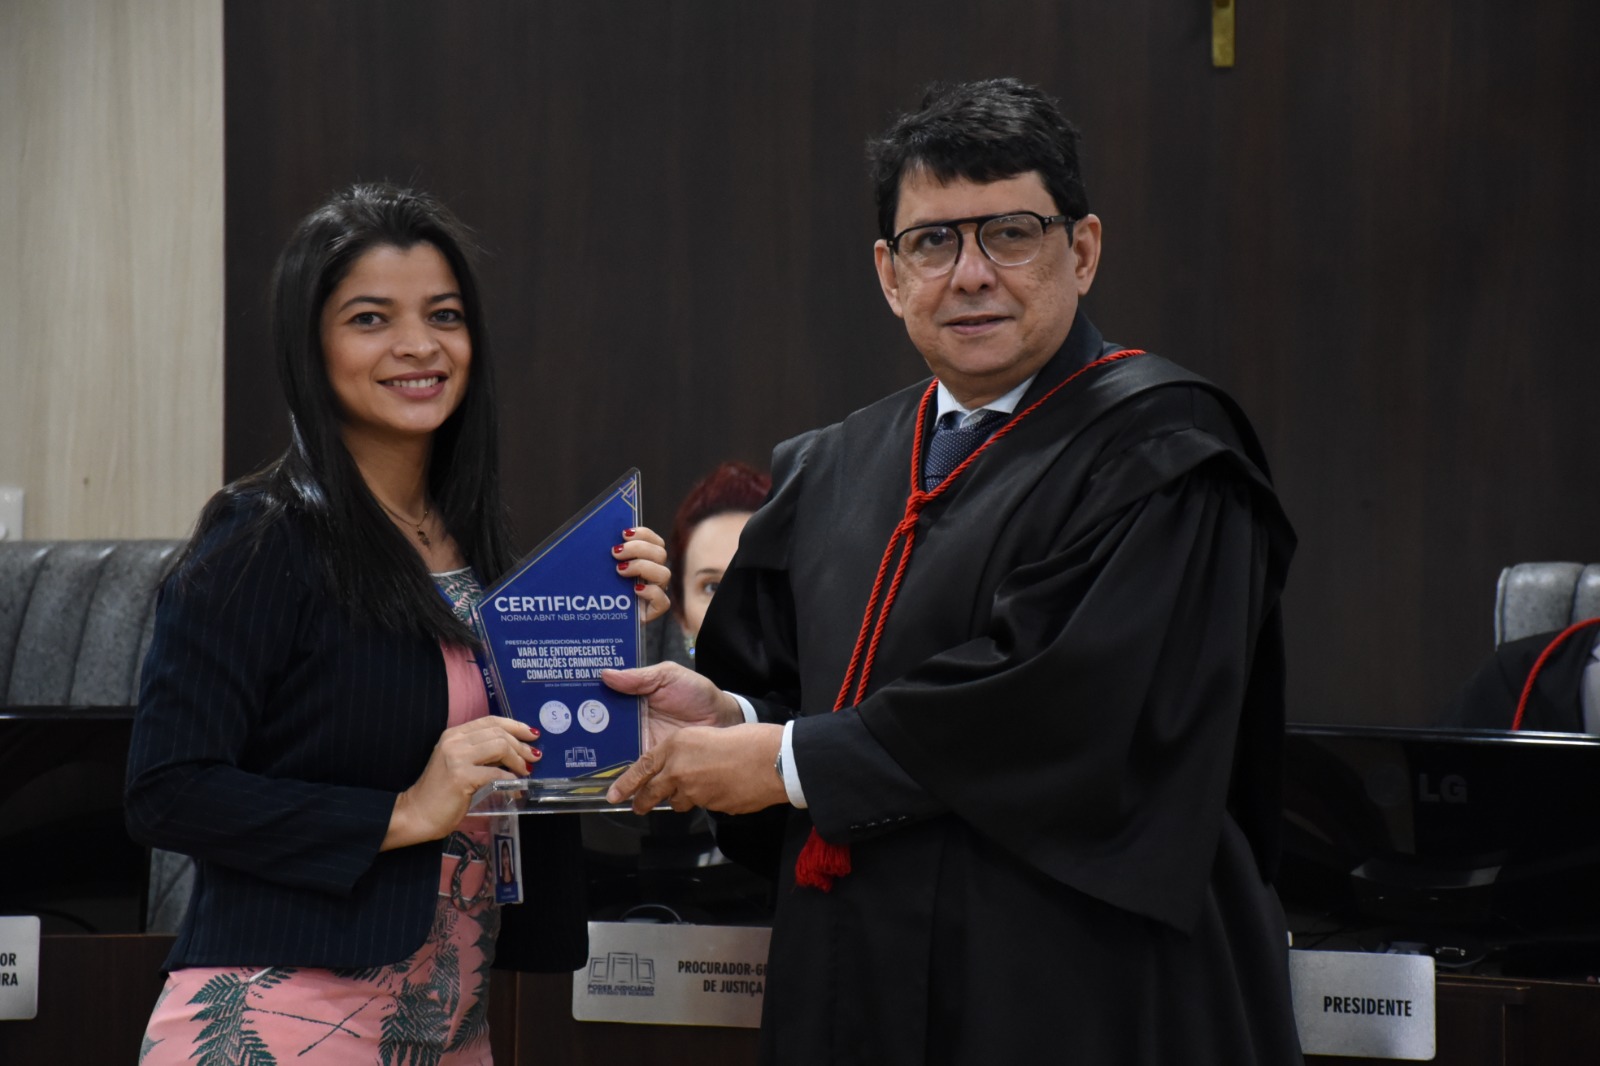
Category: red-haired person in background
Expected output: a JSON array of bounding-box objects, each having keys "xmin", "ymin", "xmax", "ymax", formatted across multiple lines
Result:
[{"xmin": 646, "ymin": 461, "xmax": 772, "ymax": 669}]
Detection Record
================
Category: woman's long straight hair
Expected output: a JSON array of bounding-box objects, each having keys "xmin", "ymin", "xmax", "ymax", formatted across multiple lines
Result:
[{"xmin": 179, "ymin": 183, "xmax": 516, "ymax": 646}]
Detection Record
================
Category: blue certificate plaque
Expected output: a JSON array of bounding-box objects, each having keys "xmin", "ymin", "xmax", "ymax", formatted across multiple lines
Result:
[{"xmin": 467, "ymin": 470, "xmax": 646, "ymax": 814}]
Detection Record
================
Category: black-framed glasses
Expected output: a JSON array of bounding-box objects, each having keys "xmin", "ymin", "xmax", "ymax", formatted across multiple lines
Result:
[{"xmin": 888, "ymin": 211, "xmax": 1074, "ymax": 277}]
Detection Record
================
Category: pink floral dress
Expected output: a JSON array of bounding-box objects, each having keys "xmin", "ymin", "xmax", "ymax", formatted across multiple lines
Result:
[{"xmin": 141, "ymin": 569, "xmax": 501, "ymax": 1066}]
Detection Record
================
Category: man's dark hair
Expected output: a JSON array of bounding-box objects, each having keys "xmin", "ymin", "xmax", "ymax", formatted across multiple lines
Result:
[
  {"xmin": 867, "ymin": 78, "xmax": 1089, "ymax": 239},
  {"xmin": 177, "ymin": 183, "xmax": 515, "ymax": 647}
]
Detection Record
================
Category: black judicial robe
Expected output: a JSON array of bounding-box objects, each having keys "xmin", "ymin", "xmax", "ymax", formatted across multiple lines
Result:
[
  {"xmin": 697, "ymin": 316, "xmax": 1302, "ymax": 1065},
  {"xmin": 1450, "ymin": 625, "xmax": 1600, "ymax": 732}
]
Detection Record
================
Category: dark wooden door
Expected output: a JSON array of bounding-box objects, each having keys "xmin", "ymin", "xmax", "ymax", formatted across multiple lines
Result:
[{"xmin": 224, "ymin": 1, "xmax": 1600, "ymax": 727}]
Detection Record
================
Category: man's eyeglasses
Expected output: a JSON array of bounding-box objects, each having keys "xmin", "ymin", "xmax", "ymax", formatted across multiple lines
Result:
[{"xmin": 887, "ymin": 211, "xmax": 1074, "ymax": 277}]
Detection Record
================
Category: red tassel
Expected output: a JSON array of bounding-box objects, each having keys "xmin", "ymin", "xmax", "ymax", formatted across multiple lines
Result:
[{"xmin": 794, "ymin": 829, "xmax": 852, "ymax": 891}]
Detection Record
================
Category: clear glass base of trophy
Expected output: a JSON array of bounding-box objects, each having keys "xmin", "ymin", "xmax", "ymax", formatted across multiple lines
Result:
[{"xmin": 465, "ymin": 776, "xmax": 660, "ymax": 815}]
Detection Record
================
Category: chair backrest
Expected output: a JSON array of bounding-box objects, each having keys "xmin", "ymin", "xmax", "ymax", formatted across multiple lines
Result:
[
  {"xmin": 1494, "ymin": 562, "xmax": 1600, "ymax": 646},
  {"xmin": 0, "ymin": 540, "xmax": 182, "ymax": 707},
  {"xmin": 0, "ymin": 539, "xmax": 191, "ymax": 933}
]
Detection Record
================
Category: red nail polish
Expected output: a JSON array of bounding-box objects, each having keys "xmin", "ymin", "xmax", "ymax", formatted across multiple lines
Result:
[
  {"xmin": 623, "ymin": 528, "xmax": 636, "ymax": 537},
  {"xmin": 616, "ymin": 562, "xmax": 628, "ymax": 572},
  {"xmin": 532, "ymin": 749, "xmax": 543, "ymax": 760},
  {"xmin": 635, "ymin": 583, "xmax": 647, "ymax": 592},
  {"xmin": 612, "ymin": 544, "xmax": 624, "ymax": 554}
]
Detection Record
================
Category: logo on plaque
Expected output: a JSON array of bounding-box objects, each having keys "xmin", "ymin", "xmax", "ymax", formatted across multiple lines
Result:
[{"xmin": 587, "ymin": 951, "xmax": 658, "ymax": 997}]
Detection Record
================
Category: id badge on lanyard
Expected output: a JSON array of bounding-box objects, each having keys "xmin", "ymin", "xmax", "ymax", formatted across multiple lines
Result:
[{"xmin": 491, "ymin": 820, "xmax": 523, "ymax": 904}]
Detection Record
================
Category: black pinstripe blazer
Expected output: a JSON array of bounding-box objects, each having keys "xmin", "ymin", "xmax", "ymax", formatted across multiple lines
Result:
[{"xmin": 126, "ymin": 498, "xmax": 586, "ymax": 972}]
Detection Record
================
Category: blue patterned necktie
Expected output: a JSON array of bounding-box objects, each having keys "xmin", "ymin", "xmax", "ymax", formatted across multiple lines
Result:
[{"xmin": 922, "ymin": 408, "xmax": 1007, "ymax": 491}]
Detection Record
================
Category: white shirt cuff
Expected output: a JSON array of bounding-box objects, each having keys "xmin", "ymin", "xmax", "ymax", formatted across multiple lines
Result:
[
  {"xmin": 728, "ymin": 692, "xmax": 807, "ymax": 808},
  {"xmin": 780, "ymin": 719, "xmax": 807, "ymax": 808}
]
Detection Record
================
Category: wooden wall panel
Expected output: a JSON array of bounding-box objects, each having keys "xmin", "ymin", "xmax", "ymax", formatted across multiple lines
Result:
[
  {"xmin": 0, "ymin": 0, "xmax": 224, "ymax": 539},
  {"xmin": 223, "ymin": 0, "xmax": 1600, "ymax": 726}
]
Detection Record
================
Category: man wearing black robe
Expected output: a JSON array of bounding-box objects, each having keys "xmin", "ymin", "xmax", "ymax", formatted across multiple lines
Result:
[
  {"xmin": 605, "ymin": 78, "xmax": 1302, "ymax": 1064},
  {"xmin": 1449, "ymin": 623, "xmax": 1600, "ymax": 732}
]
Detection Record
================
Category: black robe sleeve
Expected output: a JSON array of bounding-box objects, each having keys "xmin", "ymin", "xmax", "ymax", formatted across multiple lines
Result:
[
  {"xmin": 842, "ymin": 460, "xmax": 1272, "ymax": 931},
  {"xmin": 702, "ymin": 381, "xmax": 1290, "ymax": 930},
  {"xmin": 710, "ymin": 423, "xmax": 1286, "ymax": 931}
]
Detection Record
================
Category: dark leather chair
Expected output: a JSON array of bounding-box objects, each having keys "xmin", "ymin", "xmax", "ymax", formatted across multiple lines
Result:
[{"xmin": 0, "ymin": 539, "xmax": 192, "ymax": 932}]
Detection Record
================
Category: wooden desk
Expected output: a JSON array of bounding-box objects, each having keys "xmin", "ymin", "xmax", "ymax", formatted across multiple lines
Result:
[
  {"xmin": 0, "ymin": 934, "xmax": 173, "ymax": 1063},
  {"xmin": 490, "ymin": 971, "xmax": 758, "ymax": 1065},
  {"xmin": 1311, "ymin": 972, "xmax": 1600, "ymax": 1066},
  {"xmin": 0, "ymin": 935, "xmax": 757, "ymax": 1064},
  {"xmin": 9, "ymin": 937, "xmax": 1593, "ymax": 1065}
]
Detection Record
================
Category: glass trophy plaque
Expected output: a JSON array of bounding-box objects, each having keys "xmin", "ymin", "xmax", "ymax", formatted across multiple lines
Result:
[{"xmin": 467, "ymin": 470, "xmax": 646, "ymax": 814}]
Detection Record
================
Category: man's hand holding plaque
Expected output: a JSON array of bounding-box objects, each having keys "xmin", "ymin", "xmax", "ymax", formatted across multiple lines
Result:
[
  {"xmin": 600, "ymin": 662, "xmax": 789, "ymax": 816},
  {"xmin": 600, "ymin": 661, "xmax": 745, "ymax": 741}
]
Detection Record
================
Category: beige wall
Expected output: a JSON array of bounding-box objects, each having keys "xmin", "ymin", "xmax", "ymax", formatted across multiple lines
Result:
[{"xmin": 0, "ymin": 0, "xmax": 223, "ymax": 539}]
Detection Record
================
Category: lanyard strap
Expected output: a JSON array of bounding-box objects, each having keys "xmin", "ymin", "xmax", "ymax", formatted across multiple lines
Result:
[
  {"xmin": 831, "ymin": 348, "xmax": 1148, "ymax": 711},
  {"xmin": 434, "ymin": 579, "xmax": 511, "ymax": 721}
]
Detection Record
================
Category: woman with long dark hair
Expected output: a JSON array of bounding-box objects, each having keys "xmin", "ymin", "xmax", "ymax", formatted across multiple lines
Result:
[{"xmin": 127, "ymin": 183, "xmax": 669, "ymax": 1063}]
